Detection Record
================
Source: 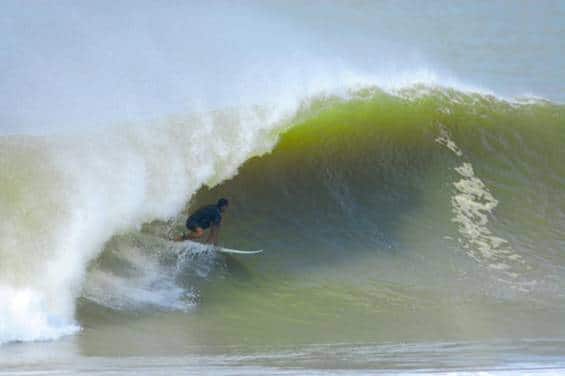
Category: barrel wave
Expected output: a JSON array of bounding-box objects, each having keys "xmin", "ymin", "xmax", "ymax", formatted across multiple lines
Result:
[
  {"xmin": 180, "ymin": 89, "xmax": 564, "ymax": 346},
  {"xmin": 1, "ymin": 85, "xmax": 565, "ymax": 346}
]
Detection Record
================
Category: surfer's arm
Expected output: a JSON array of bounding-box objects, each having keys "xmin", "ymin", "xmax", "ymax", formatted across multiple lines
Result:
[{"xmin": 206, "ymin": 224, "xmax": 220, "ymax": 245}]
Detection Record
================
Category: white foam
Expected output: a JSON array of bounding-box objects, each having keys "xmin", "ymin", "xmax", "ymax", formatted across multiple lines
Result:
[
  {"xmin": 435, "ymin": 126, "xmax": 526, "ymax": 278},
  {"xmin": 0, "ymin": 287, "xmax": 80, "ymax": 344},
  {"xmin": 82, "ymin": 235, "xmax": 217, "ymax": 311}
]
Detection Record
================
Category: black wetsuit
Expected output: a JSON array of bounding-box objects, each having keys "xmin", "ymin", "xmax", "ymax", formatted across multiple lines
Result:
[{"xmin": 186, "ymin": 204, "xmax": 222, "ymax": 231}]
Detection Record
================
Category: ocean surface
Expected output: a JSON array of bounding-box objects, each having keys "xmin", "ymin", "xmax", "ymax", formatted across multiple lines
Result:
[{"xmin": 1, "ymin": 1, "xmax": 564, "ymax": 374}]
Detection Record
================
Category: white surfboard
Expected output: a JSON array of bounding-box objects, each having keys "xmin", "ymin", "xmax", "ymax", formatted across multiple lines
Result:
[
  {"xmin": 215, "ymin": 247, "xmax": 264, "ymax": 255},
  {"xmin": 176, "ymin": 239, "xmax": 263, "ymax": 255}
]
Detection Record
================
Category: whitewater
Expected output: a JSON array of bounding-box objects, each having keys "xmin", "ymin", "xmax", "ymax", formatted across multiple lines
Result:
[{"xmin": 1, "ymin": 1, "xmax": 565, "ymax": 374}]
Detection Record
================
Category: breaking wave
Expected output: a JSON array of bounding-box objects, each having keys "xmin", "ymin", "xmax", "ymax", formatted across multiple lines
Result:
[{"xmin": 1, "ymin": 84, "xmax": 564, "ymax": 345}]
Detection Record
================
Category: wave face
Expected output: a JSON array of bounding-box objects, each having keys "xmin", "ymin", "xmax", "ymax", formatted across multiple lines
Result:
[
  {"xmin": 191, "ymin": 89, "xmax": 564, "ymax": 289},
  {"xmin": 180, "ymin": 91, "xmax": 564, "ymax": 348},
  {"xmin": 2, "ymin": 84, "xmax": 565, "ymax": 345}
]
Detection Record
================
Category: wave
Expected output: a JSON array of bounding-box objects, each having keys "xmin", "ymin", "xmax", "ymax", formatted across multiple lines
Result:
[{"xmin": 1, "ymin": 84, "xmax": 564, "ymax": 345}]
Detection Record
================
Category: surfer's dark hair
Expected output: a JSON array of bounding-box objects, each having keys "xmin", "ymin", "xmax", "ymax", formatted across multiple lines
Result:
[{"xmin": 217, "ymin": 198, "xmax": 229, "ymax": 208}]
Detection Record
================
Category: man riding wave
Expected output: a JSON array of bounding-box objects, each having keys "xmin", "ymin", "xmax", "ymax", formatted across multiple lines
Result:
[{"xmin": 176, "ymin": 198, "xmax": 229, "ymax": 245}]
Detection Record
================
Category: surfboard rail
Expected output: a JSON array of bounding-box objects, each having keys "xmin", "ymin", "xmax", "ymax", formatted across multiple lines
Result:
[{"xmin": 175, "ymin": 238, "xmax": 263, "ymax": 255}]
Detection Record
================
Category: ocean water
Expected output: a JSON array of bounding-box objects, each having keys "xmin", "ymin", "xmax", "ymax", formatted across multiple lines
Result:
[{"xmin": 1, "ymin": 1, "xmax": 564, "ymax": 374}]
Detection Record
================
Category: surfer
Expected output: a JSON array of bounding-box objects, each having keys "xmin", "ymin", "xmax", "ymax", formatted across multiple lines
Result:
[{"xmin": 176, "ymin": 198, "xmax": 229, "ymax": 245}]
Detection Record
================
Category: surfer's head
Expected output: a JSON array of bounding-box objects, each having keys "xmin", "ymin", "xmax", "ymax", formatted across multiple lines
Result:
[{"xmin": 217, "ymin": 198, "xmax": 229, "ymax": 211}]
